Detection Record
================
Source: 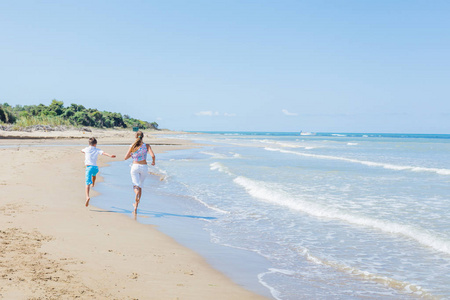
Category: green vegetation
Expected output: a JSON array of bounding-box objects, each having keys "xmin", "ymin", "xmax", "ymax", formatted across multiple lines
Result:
[{"xmin": 0, "ymin": 100, "xmax": 159, "ymax": 130}]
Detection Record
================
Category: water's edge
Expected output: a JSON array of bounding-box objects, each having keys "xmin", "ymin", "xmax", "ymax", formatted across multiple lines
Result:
[{"xmin": 93, "ymin": 157, "xmax": 275, "ymax": 299}]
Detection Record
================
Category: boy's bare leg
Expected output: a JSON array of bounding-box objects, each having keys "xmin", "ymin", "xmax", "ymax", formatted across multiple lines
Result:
[
  {"xmin": 85, "ymin": 185, "xmax": 91, "ymax": 207},
  {"xmin": 92, "ymin": 175, "xmax": 96, "ymax": 187}
]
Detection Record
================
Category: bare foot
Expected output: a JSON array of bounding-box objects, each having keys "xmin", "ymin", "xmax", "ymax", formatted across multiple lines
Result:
[{"xmin": 85, "ymin": 197, "xmax": 90, "ymax": 207}]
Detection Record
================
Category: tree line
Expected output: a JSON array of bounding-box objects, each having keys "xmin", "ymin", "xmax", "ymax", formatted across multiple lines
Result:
[{"xmin": 0, "ymin": 100, "xmax": 158, "ymax": 130}]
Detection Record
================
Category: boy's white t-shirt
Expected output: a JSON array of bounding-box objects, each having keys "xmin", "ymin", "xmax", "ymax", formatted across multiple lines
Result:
[{"xmin": 82, "ymin": 146, "xmax": 104, "ymax": 166}]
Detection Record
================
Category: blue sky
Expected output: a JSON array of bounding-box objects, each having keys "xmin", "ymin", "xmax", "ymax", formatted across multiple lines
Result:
[{"xmin": 1, "ymin": 1, "xmax": 449, "ymax": 133}]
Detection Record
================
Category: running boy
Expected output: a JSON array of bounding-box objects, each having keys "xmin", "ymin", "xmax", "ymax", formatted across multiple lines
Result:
[{"xmin": 81, "ymin": 137, "xmax": 116, "ymax": 207}]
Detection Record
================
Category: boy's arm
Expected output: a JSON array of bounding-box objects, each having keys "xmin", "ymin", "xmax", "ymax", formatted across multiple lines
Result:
[{"xmin": 102, "ymin": 152, "xmax": 116, "ymax": 158}]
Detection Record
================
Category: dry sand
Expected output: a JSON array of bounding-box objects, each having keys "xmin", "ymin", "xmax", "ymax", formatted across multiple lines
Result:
[{"xmin": 0, "ymin": 128, "xmax": 266, "ymax": 299}]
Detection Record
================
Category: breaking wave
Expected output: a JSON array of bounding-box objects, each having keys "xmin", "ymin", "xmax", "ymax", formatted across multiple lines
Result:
[
  {"xmin": 233, "ymin": 175, "xmax": 450, "ymax": 255},
  {"xmin": 265, "ymin": 147, "xmax": 450, "ymax": 176}
]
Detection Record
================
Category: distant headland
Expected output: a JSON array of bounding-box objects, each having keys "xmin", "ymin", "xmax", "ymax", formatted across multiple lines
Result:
[{"xmin": 0, "ymin": 100, "xmax": 158, "ymax": 131}]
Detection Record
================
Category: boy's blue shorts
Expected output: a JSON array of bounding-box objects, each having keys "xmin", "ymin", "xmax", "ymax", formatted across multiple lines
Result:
[{"xmin": 85, "ymin": 165, "xmax": 99, "ymax": 185}]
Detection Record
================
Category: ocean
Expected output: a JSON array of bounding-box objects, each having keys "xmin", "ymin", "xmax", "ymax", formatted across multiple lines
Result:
[{"xmin": 93, "ymin": 132, "xmax": 450, "ymax": 299}]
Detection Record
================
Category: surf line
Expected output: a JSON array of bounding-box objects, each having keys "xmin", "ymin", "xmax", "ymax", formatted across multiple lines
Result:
[
  {"xmin": 296, "ymin": 247, "xmax": 436, "ymax": 299},
  {"xmin": 232, "ymin": 175, "xmax": 450, "ymax": 256},
  {"xmin": 265, "ymin": 147, "xmax": 450, "ymax": 176},
  {"xmin": 209, "ymin": 161, "xmax": 450, "ymax": 255}
]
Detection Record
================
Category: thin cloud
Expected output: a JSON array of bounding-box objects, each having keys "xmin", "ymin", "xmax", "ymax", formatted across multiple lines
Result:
[
  {"xmin": 282, "ymin": 109, "xmax": 298, "ymax": 116},
  {"xmin": 195, "ymin": 111, "xmax": 219, "ymax": 116},
  {"xmin": 195, "ymin": 111, "xmax": 236, "ymax": 117}
]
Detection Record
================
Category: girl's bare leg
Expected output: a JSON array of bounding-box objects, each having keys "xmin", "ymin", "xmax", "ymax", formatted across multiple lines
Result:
[
  {"xmin": 133, "ymin": 186, "xmax": 140, "ymax": 214},
  {"xmin": 85, "ymin": 185, "xmax": 91, "ymax": 207},
  {"xmin": 92, "ymin": 175, "xmax": 96, "ymax": 187}
]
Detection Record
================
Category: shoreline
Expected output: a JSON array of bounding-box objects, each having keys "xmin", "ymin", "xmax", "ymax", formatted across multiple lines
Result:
[
  {"xmin": 0, "ymin": 129, "xmax": 266, "ymax": 299},
  {"xmin": 93, "ymin": 148, "xmax": 274, "ymax": 299}
]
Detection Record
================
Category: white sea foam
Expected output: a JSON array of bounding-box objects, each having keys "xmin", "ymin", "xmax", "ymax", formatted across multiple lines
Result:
[
  {"xmin": 263, "ymin": 140, "xmax": 317, "ymax": 150},
  {"xmin": 201, "ymin": 151, "xmax": 242, "ymax": 159},
  {"xmin": 259, "ymin": 139, "xmax": 273, "ymax": 144},
  {"xmin": 296, "ymin": 247, "xmax": 436, "ymax": 299},
  {"xmin": 257, "ymin": 269, "xmax": 293, "ymax": 300},
  {"xmin": 257, "ymin": 139, "xmax": 314, "ymax": 149},
  {"xmin": 178, "ymin": 182, "xmax": 229, "ymax": 214},
  {"xmin": 347, "ymin": 142, "xmax": 358, "ymax": 146},
  {"xmin": 209, "ymin": 162, "xmax": 233, "ymax": 176},
  {"xmin": 201, "ymin": 151, "xmax": 228, "ymax": 159},
  {"xmin": 232, "ymin": 152, "xmax": 242, "ymax": 158},
  {"xmin": 191, "ymin": 195, "xmax": 229, "ymax": 214},
  {"xmin": 265, "ymin": 147, "xmax": 450, "ymax": 176},
  {"xmin": 153, "ymin": 166, "xmax": 169, "ymax": 181},
  {"xmin": 275, "ymin": 142, "xmax": 301, "ymax": 148},
  {"xmin": 258, "ymin": 257, "xmax": 435, "ymax": 299},
  {"xmin": 233, "ymin": 176, "xmax": 450, "ymax": 255}
]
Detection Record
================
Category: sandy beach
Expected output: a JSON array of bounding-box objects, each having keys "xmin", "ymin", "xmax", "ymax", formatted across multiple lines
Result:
[{"xmin": 0, "ymin": 128, "xmax": 265, "ymax": 299}]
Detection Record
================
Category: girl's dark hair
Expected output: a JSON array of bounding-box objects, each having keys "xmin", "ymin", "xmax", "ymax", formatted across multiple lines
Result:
[
  {"xmin": 131, "ymin": 131, "xmax": 144, "ymax": 152},
  {"xmin": 89, "ymin": 137, "xmax": 97, "ymax": 146}
]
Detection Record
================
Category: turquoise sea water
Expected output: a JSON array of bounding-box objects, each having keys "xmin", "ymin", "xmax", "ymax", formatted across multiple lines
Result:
[{"xmin": 93, "ymin": 132, "xmax": 450, "ymax": 299}]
